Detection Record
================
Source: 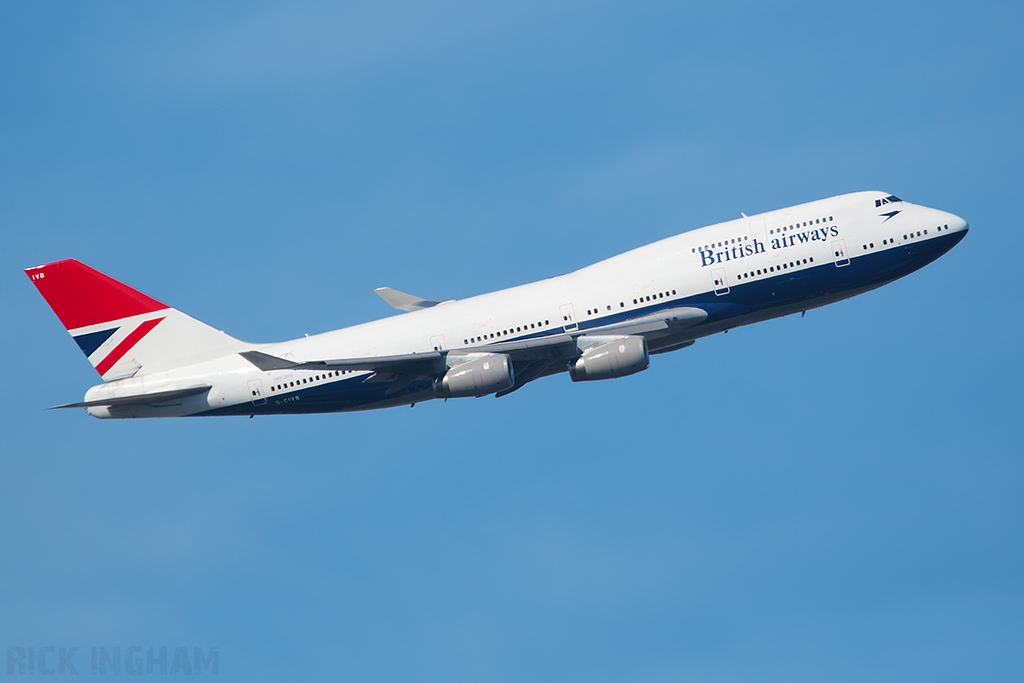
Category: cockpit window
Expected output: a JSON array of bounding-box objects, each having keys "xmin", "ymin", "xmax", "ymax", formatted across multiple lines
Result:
[{"xmin": 875, "ymin": 195, "xmax": 902, "ymax": 207}]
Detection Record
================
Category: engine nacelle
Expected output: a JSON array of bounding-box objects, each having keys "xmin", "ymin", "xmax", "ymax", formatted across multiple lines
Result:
[
  {"xmin": 435, "ymin": 354, "xmax": 514, "ymax": 398},
  {"xmin": 569, "ymin": 336, "xmax": 649, "ymax": 382}
]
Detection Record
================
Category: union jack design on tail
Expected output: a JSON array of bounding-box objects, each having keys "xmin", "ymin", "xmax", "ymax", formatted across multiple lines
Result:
[{"xmin": 26, "ymin": 259, "xmax": 242, "ymax": 382}]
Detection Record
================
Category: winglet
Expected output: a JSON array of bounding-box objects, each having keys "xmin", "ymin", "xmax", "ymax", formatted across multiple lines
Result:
[{"xmin": 374, "ymin": 287, "xmax": 451, "ymax": 312}]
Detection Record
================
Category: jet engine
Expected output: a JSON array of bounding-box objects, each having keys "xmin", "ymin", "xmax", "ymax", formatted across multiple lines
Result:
[
  {"xmin": 569, "ymin": 335, "xmax": 649, "ymax": 382},
  {"xmin": 435, "ymin": 353, "xmax": 514, "ymax": 398}
]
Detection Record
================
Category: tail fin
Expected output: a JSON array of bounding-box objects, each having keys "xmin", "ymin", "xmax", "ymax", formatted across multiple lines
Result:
[{"xmin": 26, "ymin": 259, "xmax": 244, "ymax": 381}]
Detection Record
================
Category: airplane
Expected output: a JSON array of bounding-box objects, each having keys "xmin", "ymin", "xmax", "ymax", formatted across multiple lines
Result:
[{"xmin": 26, "ymin": 190, "xmax": 967, "ymax": 419}]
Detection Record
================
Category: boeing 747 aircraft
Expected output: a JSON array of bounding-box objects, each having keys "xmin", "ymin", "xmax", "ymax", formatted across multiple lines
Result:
[{"xmin": 27, "ymin": 191, "xmax": 967, "ymax": 418}]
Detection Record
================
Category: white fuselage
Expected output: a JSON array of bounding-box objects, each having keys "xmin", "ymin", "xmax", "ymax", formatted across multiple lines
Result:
[{"xmin": 83, "ymin": 191, "xmax": 968, "ymax": 417}]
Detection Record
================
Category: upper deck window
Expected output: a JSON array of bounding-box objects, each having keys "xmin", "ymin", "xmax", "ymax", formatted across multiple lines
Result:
[{"xmin": 874, "ymin": 195, "xmax": 902, "ymax": 207}]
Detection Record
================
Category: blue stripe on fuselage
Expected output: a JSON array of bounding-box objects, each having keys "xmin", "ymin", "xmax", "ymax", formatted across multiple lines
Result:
[{"xmin": 199, "ymin": 373, "xmax": 437, "ymax": 417}]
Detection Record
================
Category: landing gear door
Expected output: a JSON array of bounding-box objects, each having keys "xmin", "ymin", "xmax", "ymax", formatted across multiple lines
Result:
[
  {"xmin": 559, "ymin": 303, "xmax": 578, "ymax": 332},
  {"xmin": 711, "ymin": 268, "xmax": 730, "ymax": 296},
  {"xmin": 247, "ymin": 378, "xmax": 267, "ymax": 406},
  {"xmin": 832, "ymin": 239, "xmax": 850, "ymax": 266}
]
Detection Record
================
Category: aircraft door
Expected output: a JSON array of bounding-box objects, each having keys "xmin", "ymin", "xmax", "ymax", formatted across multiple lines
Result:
[
  {"xmin": 832, "ymin": 239, "xmax": 850, "ymax": 266},
  {"xmin": 749, "ymin": 217, "xmax": 765, "ymax": 241},
  {"xmin": 430, "ymin": 334, "xmax": 446, "ymax": 351},
  {"xmin": 711, "ymin": 268, "xmax": 730, "ymax": 296},
  {"xmin": 247, "ymin": 378, "xmax": 267, "ymax": 406},
  {"xmin": 559, "ymin": 303, "xmax": 578, "ymax": 332}
]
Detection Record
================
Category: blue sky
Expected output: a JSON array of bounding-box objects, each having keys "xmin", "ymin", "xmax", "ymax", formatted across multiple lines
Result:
[{"xmin": 2, "ymin": 1, "xmax": 1022, "ymax": 681}]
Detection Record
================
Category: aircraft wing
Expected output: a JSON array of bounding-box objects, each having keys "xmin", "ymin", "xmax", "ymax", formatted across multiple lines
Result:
[
  {"xmin": 241, "ymin": 333, "xmax": 581, "ymax": 374},
  {"xmin": 240, "ymin": 349, "xmax": 446, "ymax": 373},
  {"xmin": 374, "ymin": 287, "xmax": 454, "ymax": 312},
  {"xmin": 239, "ymin": 306, "xmax": 707, "ymax": 394},
  {"xmin": 461, "ymin": 333, "xmax": 577, "ymax": 359},
  {"xmin": 582, "ymin": 306, "xmax": 708, "ymax": 336},
  {"xmin": 486, "ymin": 307, "xmax": 707, "ymax": 396}
]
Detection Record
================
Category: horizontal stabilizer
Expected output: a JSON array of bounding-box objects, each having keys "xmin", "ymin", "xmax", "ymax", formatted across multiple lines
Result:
[
  {"xmin": 50, "ymin": 385, "xmax": 212, "ymax": 409},
  {"xmin": 374, "ymin": 287, "xmax": 453, "ymax": 312},
  {"xmin": 239, "ymin": 350, "xmax": 298, "ymax": 371}
]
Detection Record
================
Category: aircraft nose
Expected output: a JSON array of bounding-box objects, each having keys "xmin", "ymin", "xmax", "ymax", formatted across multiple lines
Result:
[
  {"xmin": 947, "ymin": 212, "xmax": 968, "ymax": 233},
  {"xmin": 936, "ymin": 210, "xmax": 969, "ymax": 249}
]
